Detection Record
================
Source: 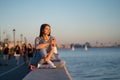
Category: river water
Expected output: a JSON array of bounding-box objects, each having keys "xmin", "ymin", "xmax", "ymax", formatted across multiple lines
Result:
[{"xmin": 58, "ymin": 48, "xmax": 120, "ymax": 80}]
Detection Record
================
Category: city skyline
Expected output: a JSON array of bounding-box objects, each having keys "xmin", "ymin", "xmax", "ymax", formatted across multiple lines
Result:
[{"xmin": 0, "ymin": 0, "xmax": 120, "ymax": 45}]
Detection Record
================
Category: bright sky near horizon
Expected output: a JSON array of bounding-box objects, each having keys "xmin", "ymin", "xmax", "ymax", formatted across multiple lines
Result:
[{"xmin": 0, "ymin": 0, "xmax": 120, "ymax": 45}]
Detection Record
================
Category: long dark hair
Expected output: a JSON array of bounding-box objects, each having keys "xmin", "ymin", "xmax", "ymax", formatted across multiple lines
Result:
[{"xmin": 39, "ymin": 24, "xmax": 51, "ymax": 37}]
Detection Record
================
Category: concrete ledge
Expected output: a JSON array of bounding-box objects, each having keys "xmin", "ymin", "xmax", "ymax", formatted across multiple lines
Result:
[
  {"xmin": 23, "ymin": 60, "xmax": 72, "ymax": 80},
  {"xmin": 53, "ymin": 60, "xmax": 65, "ymax": 68}
]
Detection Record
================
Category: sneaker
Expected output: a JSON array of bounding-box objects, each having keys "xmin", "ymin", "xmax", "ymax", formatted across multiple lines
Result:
[
  {"xmin": 50, "ymin": 66, "xmax": 56, "ymax": 69},
  {"xmin": 37, "ymin": 63, "xmax": 41, "ymax": 69},
  {"xmin": 47, "ymin": 61, "xmax": 56, "ymax": 69}
]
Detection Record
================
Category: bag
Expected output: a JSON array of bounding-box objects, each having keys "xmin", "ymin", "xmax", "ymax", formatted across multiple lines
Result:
[{"xmin": 14, "ymin": 52, "xmax": 17, "ymax": 56}]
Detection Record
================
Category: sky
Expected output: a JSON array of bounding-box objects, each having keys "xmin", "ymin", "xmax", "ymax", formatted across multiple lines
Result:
[{"xmin": 0, "ymin": 0, "xmax": 120, "ymax": 45}]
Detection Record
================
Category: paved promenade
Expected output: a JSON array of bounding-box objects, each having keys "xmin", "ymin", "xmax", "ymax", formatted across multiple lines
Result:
[{"xmin": 0, "ymin": 56, "xmax": 30, "ymax": 80}]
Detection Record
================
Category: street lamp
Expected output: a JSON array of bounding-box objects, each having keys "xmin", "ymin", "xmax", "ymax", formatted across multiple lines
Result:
[
  {"xmin": 13, "ymin": 29, "xmax": 15, "ymax": 48},
  {"xmin": 20, "ymin": 34, "xmax": 23, "ymax": 42}
]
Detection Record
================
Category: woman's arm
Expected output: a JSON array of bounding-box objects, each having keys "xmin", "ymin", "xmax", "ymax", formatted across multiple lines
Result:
[
  {"xmin": 36, "ymin": 38, "xmax": 56, "ymax": 50},
  {"xmin": 36, "ymin": 42, "xmax": 50, "ymax": 49}
]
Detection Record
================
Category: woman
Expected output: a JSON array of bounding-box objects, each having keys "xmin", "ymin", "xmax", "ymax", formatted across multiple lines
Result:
[
  {"xmin": 30, "ymin": 23, "xmax": 56, "ymax": 70},
  {"xmin": 27, "ymin": 43, "xmax": 33, "ymax": 66},
  {"xmin": 3, "ymin": 44, "xmax": 10, "ymax": 65},
  {"xmin": 21, "ymin": 43, "xmax": 27, "ymax": 64},
  {"xmin": 14, "ymin": 45, "xmax": 21, "ymax": 65}
]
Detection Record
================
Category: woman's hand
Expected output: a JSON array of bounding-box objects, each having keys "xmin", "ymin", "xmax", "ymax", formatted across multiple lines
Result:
[{"xmin": 51, "ymin": 39, "xmax": 56, "ymax": 47}]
